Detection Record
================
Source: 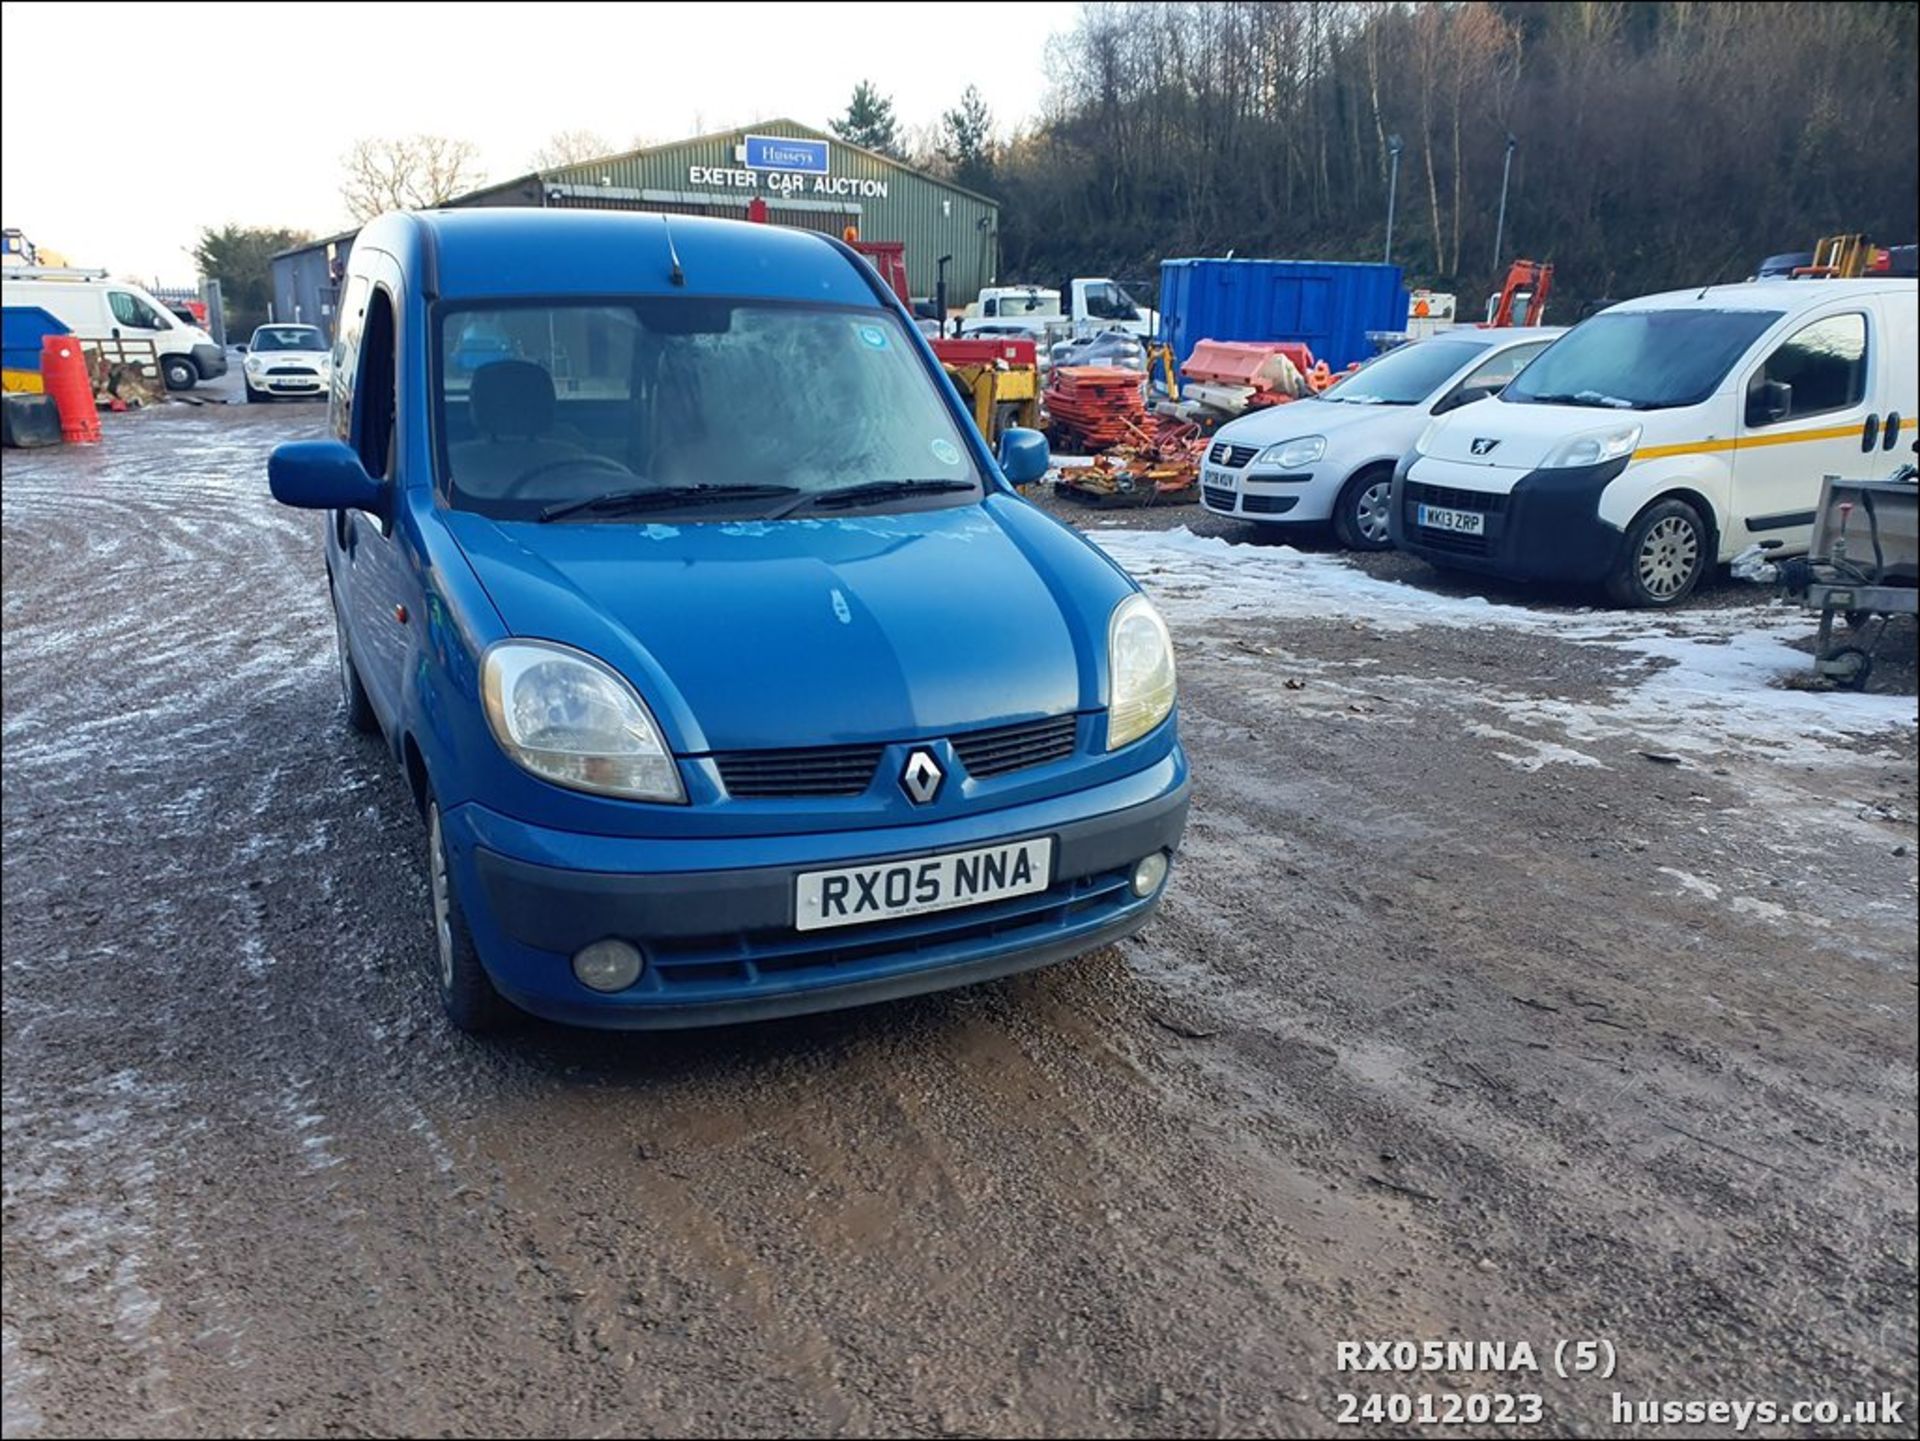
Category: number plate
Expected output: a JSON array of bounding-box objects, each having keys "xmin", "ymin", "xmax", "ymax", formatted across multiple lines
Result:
[
  {"xmin": 794, "ymin": 837, "xmax": 1054, "ymax": 932},
  {"xmin": 1416, "ymin": 503, "xmax": 1486, "ymax": 535},
  {"xmin": 1203, "ymin": 466, "xmax": 1235, "ymax": 490}
]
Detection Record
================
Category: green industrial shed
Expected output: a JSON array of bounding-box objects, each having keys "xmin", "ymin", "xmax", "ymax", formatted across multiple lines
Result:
[{"xmin": 272, "ymin": 120, "xmax": 1000, "ymax": 332}]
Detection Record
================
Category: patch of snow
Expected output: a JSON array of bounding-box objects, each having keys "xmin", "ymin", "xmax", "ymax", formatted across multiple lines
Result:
[
  {"xmin": 1658, "ymin": 867, "xmax": 1723, "ymax": 902},
  {"xmin": 1095, "ymin": 528, "xmax": 1917, "ymax": 761}
]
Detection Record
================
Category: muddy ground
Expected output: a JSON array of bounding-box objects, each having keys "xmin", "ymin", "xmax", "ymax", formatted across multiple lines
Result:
[{"xmin": 4, "ymin": 402, "xmax": 1916, "ymax": 1438}]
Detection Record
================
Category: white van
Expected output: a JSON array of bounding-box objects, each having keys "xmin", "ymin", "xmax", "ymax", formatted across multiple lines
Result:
[
  {"xmin": 1391, "ymin": 279, "xmax": 1918, "ymax": 606},
  {"xmin": 0, "ymin": 270, "xmax": 226, "ymax": 391}
]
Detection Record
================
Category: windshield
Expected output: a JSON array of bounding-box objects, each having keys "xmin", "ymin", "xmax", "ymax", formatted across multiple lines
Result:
[
  {"xmin": 1503, "ymin": 309, "xmax": 1783, "ymax": 410},
  {"xmin": 437, "ymin": 300, "xmax": 983, "ymax": 520},
  {"xmin": 997, "ymin": 292, "xmax": 1060, "ymax": 317},
  {"xmin": 252, "ymin": 326, "xmax": 324, "ymax": 352},
  {"xmin": 1320, "ymin": 340, "xmax": 1485, "ymax": 405}
]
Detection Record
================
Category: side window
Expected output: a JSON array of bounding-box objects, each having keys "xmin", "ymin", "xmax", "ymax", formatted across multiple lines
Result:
[
  {"xmin": 330, "ymin": 275, "xmax": 371, "ymax": 443},
  {"xmin": 1085, "ymin": 283, "xmax": 1138, "ymax": 321},
  {"xmin": 355, "ymin": 287, "xmax": 397, "ymax": 482},
  {"xmin": 1459, "ymin": 341, "xmax": 1550, "ymax": 395},
  {"xmin": 108, "ymin": 291, "xmax": 165, "ymax": 329},
  {"xmin": 1746, "ymin": 313, "xmax": 1866, "ymax": 427},
  {"xmin": 982, "ymin": 297, "xmax": 997, "ymax": 317}
]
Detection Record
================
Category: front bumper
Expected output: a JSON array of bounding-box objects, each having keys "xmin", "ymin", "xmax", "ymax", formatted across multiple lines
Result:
[
  {"xmin": 190, "ymin": 342, "xmax": 227, "ymax": 379},
  {"xmin": 1389, "ymin": 454, "xmax": 1631, "ymax": 583},
  {"xmin": 443, "ymin": 749, "xmax": 1190, "ymax": 1029},
  {"xmin": 1198, "ymin": 462, "xmax": 1323, "ymax": 521},
  {"xmin": 247, "ymin": 367, "xmax": 328, "ymax": 394}
]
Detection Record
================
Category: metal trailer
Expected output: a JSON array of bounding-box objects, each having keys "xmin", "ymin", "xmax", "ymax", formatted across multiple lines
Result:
[{"xmin": 1737, "ymin": 466, "xmax": 1918, "ymax": 690}]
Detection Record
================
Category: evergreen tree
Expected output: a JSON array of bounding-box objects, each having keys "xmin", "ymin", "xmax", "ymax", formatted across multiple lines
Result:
[
  {"xmin": 830, "ymin": 80, "xmax": 902, "ymax": 158},
  {"xmin": 938, "ymin": 86, "xmax": 996, "ymax": 195}
]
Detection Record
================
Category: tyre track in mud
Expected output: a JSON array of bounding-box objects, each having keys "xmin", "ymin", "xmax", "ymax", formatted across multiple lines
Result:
[{"xmin": 5, "ymin": 406, "xmax": 1916, "ymax": 1437}]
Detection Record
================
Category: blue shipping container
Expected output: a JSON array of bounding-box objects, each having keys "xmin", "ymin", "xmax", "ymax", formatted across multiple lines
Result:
[{"xmin": 1157, "ymin": 259, "xmax": 1408, "ymax": 371}]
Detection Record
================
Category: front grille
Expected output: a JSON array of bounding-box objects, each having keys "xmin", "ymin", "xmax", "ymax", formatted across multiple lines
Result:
[
  {"xmin": 952, "ymin": 715, "xmax": 1077, "ymax": 778},
  {"xmin": 715, "ymin": 745, "xmax": 882, "ymax": 798},
  {"xmin": 1408, "ymin": 523, "xmax": 1490, "ymax": 555},
  {"xmin": 266, "ymin": 365, "xmax": 318, "ymax": 376},
  {"xmin": 1203, "ymin": 485, "xmax": 1237, "ymax": 511},
  {"xmin": 1405, "ymin": 481, "xmax": 1508, "ymax": 514},
  {"xmin": 1209, "ymin": 441, "xmax": 1259, "ymax": 468},
  {"xmin": 1242, "ymin": 493, "xmax": 1299, "ymax": 515},
  {"xmin": 642, "ymin": 865, "xmax": 1137, "ymax": 994}
]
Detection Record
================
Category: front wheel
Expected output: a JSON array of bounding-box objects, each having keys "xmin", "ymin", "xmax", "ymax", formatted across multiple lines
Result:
[
  {"xmin": 427, "ymin": 799, "xmax": 516, "ymax": 1034},
  {"xmin": 1332, "ymin": 467, "xmax": 1395, "ymax": 551},
  {"xmin": 162, "ymin": 356, "xmax": 198, "ymax": 391},
  {"xmin": 1606, "ymin": 498, "xmax": 1708, "ymax": 608}
]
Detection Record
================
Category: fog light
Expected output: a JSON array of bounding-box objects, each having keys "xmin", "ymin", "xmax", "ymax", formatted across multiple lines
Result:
[
  {"xmin": 572, "ymin": 938, "xmax": 644, "ymax": 993},
  {"xmin": 1131, "ymin": 851, "xmax": 1170, "ymax": 897}
]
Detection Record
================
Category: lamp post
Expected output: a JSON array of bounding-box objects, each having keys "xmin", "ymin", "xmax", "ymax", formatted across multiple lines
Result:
[
  {"xmin": 1491, "ymin": 133, "xmax": 1517, "ymax": 275},
  {"xmin": 1384, "ymin": 135, "xmax": 1403, "ymax": 265}
]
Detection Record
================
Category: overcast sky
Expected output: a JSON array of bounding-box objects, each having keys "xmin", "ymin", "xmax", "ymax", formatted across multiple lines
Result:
[{"xmin": 0, "ymin": 0, "xmax": 1079, "ymax": 282}]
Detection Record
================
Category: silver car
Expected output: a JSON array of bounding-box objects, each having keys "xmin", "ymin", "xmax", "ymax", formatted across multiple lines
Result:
[{"xmin": 1199, "ymin": 327, "xmax": 1561, "ymax": 549}]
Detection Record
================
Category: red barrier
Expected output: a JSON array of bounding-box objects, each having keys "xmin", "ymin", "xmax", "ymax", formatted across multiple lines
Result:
[{"xmin": 40, "ymin": 335, "xmax": 99, "ymax": 444}]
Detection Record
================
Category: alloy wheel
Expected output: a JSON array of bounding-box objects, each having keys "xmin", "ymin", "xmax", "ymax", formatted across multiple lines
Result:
[
  {"xmin": 1355, "ymin": 479, "xmax": 1393, "ymax": 544},
  {"xmin": 1637, "ymin": 515, "xmax": 1699, "ymax": 599}
]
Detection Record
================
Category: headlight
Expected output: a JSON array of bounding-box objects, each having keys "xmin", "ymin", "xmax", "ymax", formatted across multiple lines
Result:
[
  {"xmin": 244, "ymin": 354, "xmax": 264, "ymax": 371},
  {"xmin": 1254, "ymin": 436, "xmax": 1326, "ymax": 469},
  {"xmin": 1541, "ymin": 423, "xmax": 1642, "ymax": 470},
  {"xmin": 1412, "ymin": 418, "xmax": 1444, "ymax": 457},
  {"xmin": 1106, "ymin": 594, "xmax": 1176, "ymax": 750},
  {"xmin": 481, "ymin": 640, "xmax": 683, "ymax": 802}
]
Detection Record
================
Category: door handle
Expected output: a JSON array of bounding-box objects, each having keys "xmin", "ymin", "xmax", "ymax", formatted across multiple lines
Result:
[
  {"xmin": 1861, "ymin": 414, "xmax": 1879, "ymax": 451},
  {"xmin": 1884, "ymin": 413, "xmax": 1902, "ymax": 451}
]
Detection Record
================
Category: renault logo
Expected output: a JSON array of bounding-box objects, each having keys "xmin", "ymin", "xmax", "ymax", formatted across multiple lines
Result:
[
  {"xmin": 900, "ymin": 749, "xmax": 944, "ymax": 805},
  {"xmin": 1470, "ymin": 437, "xmax": 1501, "ymax": 456}
]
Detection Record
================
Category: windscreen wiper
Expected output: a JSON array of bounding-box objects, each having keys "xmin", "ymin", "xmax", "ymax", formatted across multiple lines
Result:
[
  {"xmin": 765, "ymin": 479, "xmax": 977, "ymax": 519},
  {"xmin": 539, "ymin": 483, "xmax": 798, "ymax": 522},
  {"xmin": 1523, "ymin": 391, "xmax": 1636, "ymax": 409}
]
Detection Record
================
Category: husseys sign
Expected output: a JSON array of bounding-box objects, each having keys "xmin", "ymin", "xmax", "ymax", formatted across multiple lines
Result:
[{"xmin": 687, "ymin": 134, "xmax": 889, "ymax": 199}]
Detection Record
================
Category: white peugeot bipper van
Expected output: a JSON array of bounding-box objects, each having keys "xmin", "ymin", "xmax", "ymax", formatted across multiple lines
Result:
[
  {"xmin": 1391, "ymin": 279, "xmax": 1917, "ymax": 606},
  {"xmin": 1, "ymin": 270, "xmax": 226, "ymax": 391}
]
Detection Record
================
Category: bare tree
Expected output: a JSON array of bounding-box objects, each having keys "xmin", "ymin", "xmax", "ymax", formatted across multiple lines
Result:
[
  {"xmin": 530, "ymin": 129, "xmax": 616, "ymax": 170},
  {"xmin": 340, "ymin": 136, "xmax": 485, "ymax": 221}
]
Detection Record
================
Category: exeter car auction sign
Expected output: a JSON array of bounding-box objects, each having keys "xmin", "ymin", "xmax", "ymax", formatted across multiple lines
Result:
[{"xmin": 685, "ymin": 133, "xmax": 889, "ymax": 199}]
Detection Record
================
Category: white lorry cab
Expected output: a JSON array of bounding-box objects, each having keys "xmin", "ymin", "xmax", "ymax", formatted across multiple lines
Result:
[
  {"xmin": 1391, "ymin": 279, "xmax": 1918, "ymax": 606},
  {"xmin": 958, "ymin": 279, "xmax": 1158, "ymax": 343},
  {"xmin": 0, "ymin": 269, "xmax": 226, "ymax": 390}
]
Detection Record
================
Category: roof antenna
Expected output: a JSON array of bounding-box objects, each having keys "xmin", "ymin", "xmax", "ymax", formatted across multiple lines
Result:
[{"xmin": 661, "ymin": 215, "xmax": 685, "ymax": 287}]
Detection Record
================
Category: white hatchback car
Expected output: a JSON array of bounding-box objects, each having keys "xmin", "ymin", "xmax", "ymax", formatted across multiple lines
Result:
[
  {"xmin": 1199, "ymin": 327, "xmax": 1561, "ymax": 549},
  {"xmin": 243, "ymin": 323, "xmax": 332, "ymax": 402}
]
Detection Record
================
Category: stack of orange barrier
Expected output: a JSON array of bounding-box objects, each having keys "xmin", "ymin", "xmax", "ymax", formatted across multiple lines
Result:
[{"xmin": 1045, "ymin": 366, "xmax": 1147, "ymax": 452}]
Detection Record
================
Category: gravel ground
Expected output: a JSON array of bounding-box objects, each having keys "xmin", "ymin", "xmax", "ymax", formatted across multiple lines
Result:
[{"xmin": 3, "ymin": 404, "xmax": 1916, "ymax": 1438}]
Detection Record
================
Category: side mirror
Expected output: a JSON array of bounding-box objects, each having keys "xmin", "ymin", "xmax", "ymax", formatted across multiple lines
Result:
[
  {"xmin": 269, "ymin": 439, "xmax": 386, "ymax": 515},
  {"xmin": 997, "ymin": 426, "xmax": 1050, "ymax": 486},
  {"xmin": 1748, "ymin": 378, "xmax": 1791, "ymax": 426},
  {"xmin": 234, "ymin": 343, "xmax": 247, "ymax": 353}
]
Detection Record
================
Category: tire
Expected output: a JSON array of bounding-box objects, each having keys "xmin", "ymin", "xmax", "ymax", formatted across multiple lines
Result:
[
  {"xmin": 162, "ymin": 356, "xmax": 198, "ymax": 391},
  {"xmin": 1605, "ymin": 498, "xmax": 1708, "ymax": 608},
  {"xmin": 333, "ymin": 598, "xmax": 380, "ymax": 735},
  {"xmin": 1331, "ymin": 466, "xmax": 1395, "ymax": 551},
  {"xmin": 427, "ymin": 798, "xmax": 516, "ymax": 1034},
  {"xmin": 244, "ymin": 381, "xmax": 267, "ymax": 403}
]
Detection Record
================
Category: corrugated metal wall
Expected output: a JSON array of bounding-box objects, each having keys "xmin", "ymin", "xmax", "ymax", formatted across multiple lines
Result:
[{"xmin": 541, "ymin": 121, "xmax": 999, "ymax": 302}]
